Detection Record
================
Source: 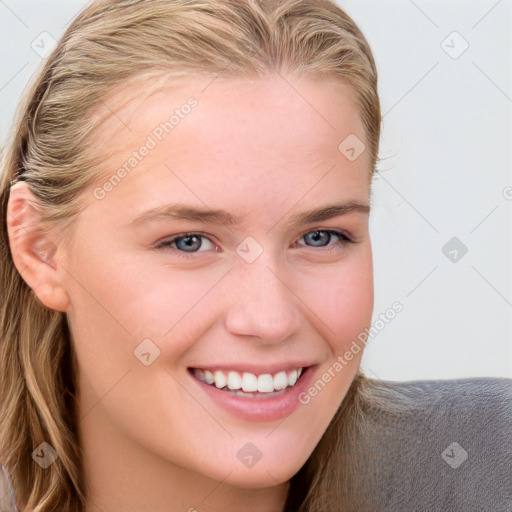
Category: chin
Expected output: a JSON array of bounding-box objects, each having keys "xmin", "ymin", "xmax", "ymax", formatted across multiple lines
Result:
[
  {"xmin": 213, "ymin": 450, "xmax": 311, "ymax": 489},
  {"xmin": 221, "ymin": 466, "xmax": 296, "ymax": 489}
]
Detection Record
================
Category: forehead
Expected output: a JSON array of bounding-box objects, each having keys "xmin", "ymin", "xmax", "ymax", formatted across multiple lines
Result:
[
  {"xmin": 88, "ymin": 72, "xmax": 366, "ymax": 160},
  {"xmin": 85, "ymin": 73, "xmax": 371, "ymax": 214}
]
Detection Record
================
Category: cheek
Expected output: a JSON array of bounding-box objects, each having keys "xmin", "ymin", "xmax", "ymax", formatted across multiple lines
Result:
[
  {"xmin": 64, "ymin": 245, "xmax": 227, "ymax": 364},
  {"xmin": 304, "ymin": 248, "xmax": 374, "ymax": 353},
  {"xmin": 64, "ymin": 251, "xmax": 222, "ymax": 421}
]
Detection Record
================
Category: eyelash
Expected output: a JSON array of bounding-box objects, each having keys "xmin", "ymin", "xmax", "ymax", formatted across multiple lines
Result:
[{"xmin": 154, "ymin": 229, "xmax": 356, "ymax": 259}]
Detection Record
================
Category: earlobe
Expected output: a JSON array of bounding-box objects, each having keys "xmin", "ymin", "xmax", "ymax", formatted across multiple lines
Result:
[{"xmin": 6, "ymin": 182, "xmax": 70, "ymax": 312}]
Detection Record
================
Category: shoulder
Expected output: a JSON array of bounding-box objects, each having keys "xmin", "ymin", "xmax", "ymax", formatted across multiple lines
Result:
[{"xmin": 352, "ymin": 377, "xmax": 512, "ymax": 511}]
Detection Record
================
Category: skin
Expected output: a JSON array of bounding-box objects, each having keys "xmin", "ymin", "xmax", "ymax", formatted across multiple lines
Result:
[{"xmin": 7, "ymin": 72, "xmax": 374, "ymax": 512}]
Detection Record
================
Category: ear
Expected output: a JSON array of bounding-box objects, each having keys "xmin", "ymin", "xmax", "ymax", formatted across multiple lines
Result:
[{"xmin": 6, "ymin": 182, "xmax": 70, "ymax": 312}]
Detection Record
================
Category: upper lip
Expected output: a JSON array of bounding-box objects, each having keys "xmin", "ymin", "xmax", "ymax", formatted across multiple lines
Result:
[{"xmin": 188, "ymin": 362, "xmax": 316, "ymax": 375}]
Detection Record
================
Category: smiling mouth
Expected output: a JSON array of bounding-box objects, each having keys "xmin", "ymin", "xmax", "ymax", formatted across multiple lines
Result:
[{"xmin": 189, "ymin": 367, "xmax": 306, "ymax": 398}]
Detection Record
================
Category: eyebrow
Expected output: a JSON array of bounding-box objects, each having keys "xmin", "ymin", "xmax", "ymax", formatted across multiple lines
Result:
[{"xmin": 129, "ymin": 201, "xmax": 370, "ymax": 229}]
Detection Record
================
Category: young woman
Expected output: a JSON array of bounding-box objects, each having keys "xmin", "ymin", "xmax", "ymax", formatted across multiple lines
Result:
[{"xmin": 1, "ymin": 1, "xmax": 510, "ymax": 511}]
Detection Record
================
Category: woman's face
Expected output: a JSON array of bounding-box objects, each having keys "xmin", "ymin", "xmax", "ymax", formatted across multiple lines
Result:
[{"xmin": 61, "ymin": 73, "xmax": 374, "ymax": 488}]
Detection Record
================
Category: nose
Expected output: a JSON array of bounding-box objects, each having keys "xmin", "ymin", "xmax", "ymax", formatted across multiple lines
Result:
[{"xmin": 223, "ymin": 253, "xmax": 302, "ymax": 345}]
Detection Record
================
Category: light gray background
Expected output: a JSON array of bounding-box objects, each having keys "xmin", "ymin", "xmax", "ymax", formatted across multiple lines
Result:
[{"xmin": 0, "ymin": 0, "xmax": 510, "ymax": 381}]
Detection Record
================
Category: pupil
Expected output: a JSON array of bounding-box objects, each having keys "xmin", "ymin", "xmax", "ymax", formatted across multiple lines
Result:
[
  {"xmin": 178, "ymin": 235, "xmax": 200, "ymax": 251},
  {"xmin": 307, "ymin": 231, "xmax": 329, "ymax": 246}
]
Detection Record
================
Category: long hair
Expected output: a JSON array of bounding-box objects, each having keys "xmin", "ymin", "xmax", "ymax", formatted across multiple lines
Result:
[{"xmin": 0, "ymin": 1, "xmax": 384, "ymax": 510}]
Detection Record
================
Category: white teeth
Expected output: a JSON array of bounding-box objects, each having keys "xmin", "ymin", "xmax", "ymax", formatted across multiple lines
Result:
[
  {"xmin": 214, "ymin": 370, "xmax": 227, "ymax": 389},
  {"xmin": 193, "ymin": 367, "xmax": 305, "ymax": 394},
  {"xmin": 257, "ymin": 374, "xmax": 274, "ymax": 393},
  {"xmin": 227, "ymin": 371, "xmax": 242, "ymax": 390},
  {"xmin": 273, "ymin": 371, "xmax": 288, "ymax": 390},
  {"xmin": 288, "ymin": 369, "xmax": 298, "ymax": 386},
  {"xmin": 241, "ymin": 372, "xmax": 258, "ymax": 392},
  {"xmin": 204, "ymin": 370, "xmax": 214, "ymax": 385}
]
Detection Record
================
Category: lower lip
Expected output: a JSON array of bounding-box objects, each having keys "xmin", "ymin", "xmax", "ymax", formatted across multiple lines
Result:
[{"xmin": 188, "ymin": 366, "xmax": 316, "ymax": 422}]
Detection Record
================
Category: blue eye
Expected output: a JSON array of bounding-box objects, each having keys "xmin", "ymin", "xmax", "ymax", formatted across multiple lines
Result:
[
  {"xmin": 296, "ymin": 229, "xmax": 353, "ymax": 249},
  {"xmin": 154, "ymin": 229, "xmax": 354, "ymax": 258},
  {"xmin": 155, "ymin": 233, "xmax": 215, "ymax": 257}
]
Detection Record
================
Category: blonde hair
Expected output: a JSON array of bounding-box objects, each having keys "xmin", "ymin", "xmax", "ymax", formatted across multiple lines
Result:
[{"xmin": 0, "ymin": 0, "xmax": 387, "ymax": 510}]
